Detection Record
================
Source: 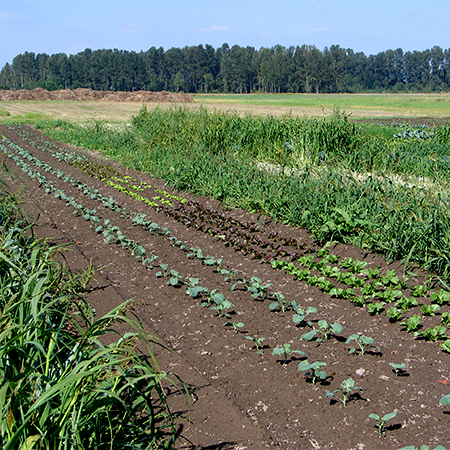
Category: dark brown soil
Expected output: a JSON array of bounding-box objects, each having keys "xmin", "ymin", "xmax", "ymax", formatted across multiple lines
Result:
[{"xmin": 1, "ymin": 125, "xmax": 450, "ymax": 450}]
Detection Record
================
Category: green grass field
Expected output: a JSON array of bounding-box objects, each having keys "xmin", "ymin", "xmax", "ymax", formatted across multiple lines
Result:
[
  {"xmin": 192, "ymin": 93, "xmax": 450, "ymax": 117},
  {"xmin": 1, "ymin": 93, "xmax": 450, "ymax": 125}
]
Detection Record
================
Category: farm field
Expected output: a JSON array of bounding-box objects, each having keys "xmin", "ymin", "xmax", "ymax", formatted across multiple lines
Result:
[
  {"xmin": 1, "ymin": 92, "xmax": 450, "ymax": 124},
  {"xmin": 2, "ymin": 105, "xmax": 450, "ymax": 449}
]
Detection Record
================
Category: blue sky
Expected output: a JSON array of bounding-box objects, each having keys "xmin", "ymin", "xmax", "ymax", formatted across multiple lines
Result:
[{"xmin": 1, "ymin": 0, "xmax": 449, "ymax": 67}]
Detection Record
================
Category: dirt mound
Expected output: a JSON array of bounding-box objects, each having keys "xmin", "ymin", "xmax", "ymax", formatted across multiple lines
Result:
[{"xmin": 0, "ymin": 88, "xmax": 194, "ymax": 103}]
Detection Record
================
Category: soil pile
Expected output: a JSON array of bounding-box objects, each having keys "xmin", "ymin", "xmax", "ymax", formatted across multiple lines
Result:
[{"xmin": 0, "ymin": 88, "xmax": 194, "ymax": 103}]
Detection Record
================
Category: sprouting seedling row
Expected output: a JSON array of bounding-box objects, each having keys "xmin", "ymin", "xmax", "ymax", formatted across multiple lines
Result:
[
  {"xmin": 271, "ymin": 253, "xmax": 450, "ymax": 343},
  {"xmin": 6, "ymin": 126, "xmax": 450, "ymax": 432}
]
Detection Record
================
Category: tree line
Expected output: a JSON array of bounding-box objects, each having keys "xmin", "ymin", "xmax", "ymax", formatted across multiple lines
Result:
[{"xmin": 1, "ymin": 43, "xmax": 449, "ymax": 94}]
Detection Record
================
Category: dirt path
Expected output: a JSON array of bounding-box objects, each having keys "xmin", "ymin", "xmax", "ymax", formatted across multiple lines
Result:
[{"xmin": 1, "ymin": 125, "xmax": 450, "ymax": 450}]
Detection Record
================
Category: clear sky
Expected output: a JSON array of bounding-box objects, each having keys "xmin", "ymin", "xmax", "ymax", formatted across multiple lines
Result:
[{"xmin": 1, "ymin": 0, "xmax": 449, "ymax": 67}]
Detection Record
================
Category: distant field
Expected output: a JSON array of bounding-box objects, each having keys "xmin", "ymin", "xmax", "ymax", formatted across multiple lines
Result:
[
  {"xmin": 0, "ymin": 93, "xmax": 449, "ymax": 124},
  {"xmin": 192, "ymin": 93, "xmax": 450, "ymax": 118}
]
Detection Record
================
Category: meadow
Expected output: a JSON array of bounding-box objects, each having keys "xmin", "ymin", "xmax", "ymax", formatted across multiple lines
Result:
[{"xmin": 1, "ymin": 92, "xmax": 450, "ymax": 125}]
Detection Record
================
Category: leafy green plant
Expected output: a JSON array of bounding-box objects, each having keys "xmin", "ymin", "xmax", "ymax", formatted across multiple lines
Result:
[
  {"xmin": 369, "ymin": 411, "xmax": 397, "ymax": 434},
  {"xmin": 201, "ymin": 289, "xmax": 225, "ymax": 308},
  {"xmin": 232, "ymin": 276, "xmax": 272, "ymax": 300},
  {"xmin": 415, "ymin": 326, "xmax": 447, "ymax": 341},
  {"xmin": 272, "ymin": 343, "xmax": 306, "ymax": 365},
  {"xmin": 440, "ymin": 339, "xmax": 450, "ymax": 353},
  {"xmin": 390, "ymin": 362, "xmax": 407, "ymax": 376},
  {"xmin": 440, "ymin": 394, "xmax": 450, "ymax": 407},
  {"xmin": 346, "ymin": 334, "xmax": 381, "ymax": 356},
  {"xmin": 301, "ymin": 320, "xmax": 343, "ymax": 342},
  {"xmin": 297, "ymin": 360, "xmax": 327, "ymax": 384},
  {"xmin": 210, "ymin": 296, "xmax": 233, "ymax": 318},
  {"xmin": 421, "ymin": 304, "xmax": 440, "ymax": 316},
  {"xmin": 411, "ymin": 284, "xmax": 428, "ymax": 297},
  {"xmin": 367, "ymin": 302, "xmax": 384, "ymax": 315},
  {"xmin": 431, "ymin": 289, "xmax": 450, "ymax": 306},
  {"xmin": 245, "ymin": 336, "xmax": 266, "ymax": 354},
  {"xmin": 223, "ymin": 321, "xmax": 245, "ymax": 333},
  {"xmin": 386, "ymin": 307, "xmax": 403, "ymax": 322},
  {"xmin": 441, "ymin": 312, "xmax": 450, "ymax": 326},
  {"xmin": 326, "ymin": 378, "xmax": 363, "ymax": 407},
  {"xmin": 185, "ymin": 277, "xmax": 208, "ymax": 298},
  {"xmin": 352, "ymin": 295, "xmax": 368, "ymax": 307},
  {"xmin": 269, "ymin": 293, "xmax": 290, "ymax": 313},
  {"xmin": 0, "ymin": 225, "xmax": 182, "ymax": 449},
  {"xmin": 396, "ymin": 296, "xmax": 418, "ymax": 312},
  {"xmin": 291, "ymin": 301, "xmax": 317, "ymax": 326},
  {"xmin": 339, "ymin": 257, "xmax": 368, "ymax": 273},
  {"xmin": 401, "ymin": 314, "xmax": 422, "ymax": 332},
  {"xmin": 329, "ymin": 287, "xmax": 356, "ymax": 299}
]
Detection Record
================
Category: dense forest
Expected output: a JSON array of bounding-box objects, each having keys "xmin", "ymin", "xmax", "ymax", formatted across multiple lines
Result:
[{"xmin": 1, "ymin": 43, "xmax": 450, "ymax": 94}]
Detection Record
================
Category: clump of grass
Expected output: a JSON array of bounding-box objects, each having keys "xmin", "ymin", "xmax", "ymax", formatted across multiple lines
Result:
[{"xmin": 0, "ymin": 209, "xmax": 183, "ymax": 448}]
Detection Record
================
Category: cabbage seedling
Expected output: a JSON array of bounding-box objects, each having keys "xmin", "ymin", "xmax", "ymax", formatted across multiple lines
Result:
[
  {"xmin": 185, "ymin": 278, "xmax": 208, "ymax": 298},
  {"xmin": 210, "ymin": 296, "xmax": 233, "ymax": 318},
  {"xmin": 326, "ymin": 378, "xmax": 362, "ymax": 407},
  {"xmin": 232, "ymin": 276, "xmax": 272, "ymax": 301},
  {"xmin": 223, "ymin": 321, "xmax": 245, "ymax": 333},
  {"xmin": 301, "ymin": 320, "xmax": 343, "ymax": 342},
  {"xmin": 390, "ymin": 362, "xmax": 407, "ymax": 376},
  {"xmin": 269, "ymin": 293, "xmax": 290, "ymax": 313},
  {"xmin": 291, "ymin": 301, "xmax": 317, "ymax": 326},
  {"xmin": 272, "ymin": 343, "xmax": 306, "ymax": 365},
  {"xmin": 369, "ymin": 411, "xmax": 397, "ymax": 434},
  {"xmin": 245, "ymin": 336, "xmax": 266, "ymax": 354},
  {"xmin": 297, "ymin": 359, "xmax": 327, "ymax": 384},
  {"xmin": 346, "ymin": 334, "xmax": 381, "ymax": 356}
]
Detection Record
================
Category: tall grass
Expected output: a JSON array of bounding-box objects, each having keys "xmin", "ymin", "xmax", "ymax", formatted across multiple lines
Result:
[
  {"xmin": 38, "ymin": 107, "xmax": 450, "ymax": 277},
  {"xmin": 0, "ymin": 178, "xmax": 182, "ymax": 449}
]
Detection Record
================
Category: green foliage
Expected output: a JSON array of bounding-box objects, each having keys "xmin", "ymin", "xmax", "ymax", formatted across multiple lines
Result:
[
  {"xmin": 301, "ymin": 320, "xmax": 343, "ymax": 342},
  {"xmin": 245, "ymin": 336, "xmax": 266, "ymax": 354},
  {"xmin": 401, "ymin": 314, "xmax": 422, "ymax": 332},
  {"xmin": 0, "ymin": 223, "xmax": 180, "ymax": 449},
  {"xmin": 386, "ymin": 307, "xmax": 403, "ymax": 322},
  {"xmin": 415, "ymin": 326, "xmax": 447, "ymax": 341},
  {"xmin": 325, "ymin": 378, "xmax": 362, "ymax": 407},
  {"xmin": 431, "ymin": 289, "xmax": 450, "ymax": 306},
  {"xmin": 297, "ymin": 360, "xmax": 327, "ymax": 384},
  {"xmin": 223, "ymin": 321, "xmax": 245, "ymax": 333},
  {"xmin": 346, "ymin": 334, "xmax": 381, "ymax": 355},
  {"xmin": 390, "ymin": 362, "xmax": 407, "ymax": 376},
  {"xmin": 369, "ymin": 411, "xmax": 397, "ymax": 434},
  {"xmin": 39, "ymin": 109, "xmax": 450, "ymax": 279},
  {"xmin": 272, "ymin": 343, "xmax": 306, "ymax": 364}
]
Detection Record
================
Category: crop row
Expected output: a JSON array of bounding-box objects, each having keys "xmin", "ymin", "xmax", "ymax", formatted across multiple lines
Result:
[
  {"xmin": 4, "ymin": 127, "xmax": 450, "ymax": 348},
  {"xmin": 3, "ymin": 129, "xmax": 450, "ymax": 445}
]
